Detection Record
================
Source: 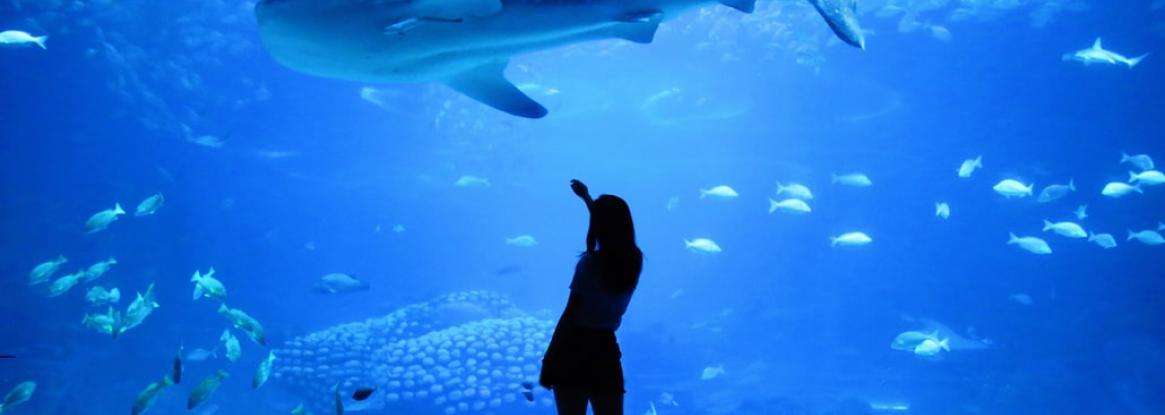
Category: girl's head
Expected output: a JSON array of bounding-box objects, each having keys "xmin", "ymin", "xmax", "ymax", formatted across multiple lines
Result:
[{"xmin": 589, "ymin": 195, "xmax": 643, "ymax": 293}]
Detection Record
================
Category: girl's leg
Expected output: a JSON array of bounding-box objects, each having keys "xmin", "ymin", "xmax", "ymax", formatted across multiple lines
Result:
[
  {"xmin": 589, "ymin": 391, "xmax": 624, "ymax": 415},
  {"xmin": 553, "ymin": 388, "xmax": 589, "ymax": 415}
]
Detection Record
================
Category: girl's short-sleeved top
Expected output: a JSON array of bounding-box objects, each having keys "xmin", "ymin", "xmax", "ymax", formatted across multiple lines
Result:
[{"xmin": 569, "ymin": 253, "xmax": 635, "ymax": 331}]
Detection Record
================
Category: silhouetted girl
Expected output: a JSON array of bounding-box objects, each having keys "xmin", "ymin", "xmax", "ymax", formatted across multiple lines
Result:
[{"xmin": 540, "ymin": 180, "xmax": 643, "ymax": 415}]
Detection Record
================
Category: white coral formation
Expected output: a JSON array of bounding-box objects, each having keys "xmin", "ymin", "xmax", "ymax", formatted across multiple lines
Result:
[{"xmin": 273, "ymin": 291, "xmax": 554, "ymax": 414}]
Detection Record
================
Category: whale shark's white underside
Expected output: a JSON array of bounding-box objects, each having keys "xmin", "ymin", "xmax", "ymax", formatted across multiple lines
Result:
[{"xmin": 256, "ymin": 0, "xmax": 864, "ymax": 118}]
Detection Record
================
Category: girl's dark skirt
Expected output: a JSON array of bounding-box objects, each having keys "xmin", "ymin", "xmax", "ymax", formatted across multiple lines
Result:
[{"xmin": 540, "ymin": 323, "xmax": 624, "ymax": 394}]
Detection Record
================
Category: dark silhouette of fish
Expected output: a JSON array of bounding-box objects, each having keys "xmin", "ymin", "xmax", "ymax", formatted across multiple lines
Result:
[
  {"xmin": 352, "ymin": 387, "xmax": 375, "ymax": 401},
  {"xmin": 0, "ymin": 354, "xmax": 15, "ymax": 359}
]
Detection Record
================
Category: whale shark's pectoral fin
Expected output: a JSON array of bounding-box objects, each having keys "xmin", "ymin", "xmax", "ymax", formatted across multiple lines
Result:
[
  {"xmin": 445, "ymin": 60, "xmax": 547, "ymax": 118},
  {"xmin": 611, "ymin": 10, "xmax": 663, "ymax": 44},
  {"xmin": 719, "ymin": 0, "xmax": 756, "ymax": 13}
]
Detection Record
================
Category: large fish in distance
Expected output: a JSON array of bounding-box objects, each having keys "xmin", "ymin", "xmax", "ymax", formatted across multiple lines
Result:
[{"xmin": 255, "ymin": 0, "xmax": 865, "ymax": 118}]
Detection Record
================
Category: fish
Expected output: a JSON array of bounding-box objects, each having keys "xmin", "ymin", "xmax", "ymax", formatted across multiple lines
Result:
[
  {"xmin": 521, "ymin": 390, "xmax": 535, "ymax": 402},
  {"xmin": 134, "ymin": 193, "xmax": 165, "ymax": 216},
  {"xmin": 82, "ymin": 307, "xmax": 122, "ymax": 338},
  {"xmin": 0, "ymin": 381, "xmax": 36, "ymax": 414},
  {"xmin": 218, "ymin": 304, "xmax": 267, "ymax": 345},
  {"xmin": 184, "ymin": 348, "xmax": 219, "ymax": 362},
  {"xmin": 291, "ymin": 403, "xmax": 312, "ymax": 415},
  {"xmin": 684, "ymin": 238, "xmax": 722, "ymax": 254},
  {"xmin": 1088, "ymin": 232, "xmax": 1117, "ymax": 249},
  {"xmin": 768, "ymin": 198, "xmax": 811, "ymax": 215},
  {"xmin": 1121, "ymin": 152, "xmax": 1155, "ymax": 171},
  {"xmin": 1042, "ymin": 220, "xmax": 1087, "ymax": 239},
  {"xmin": 831, "ymin": 173, "xmax": 872, "ymax": 187},
  {"xmin": 192, "ymin": 268, "xmax": 228, "ymax": 302},
  {"xmin": 392, "ymin": 224, "xmax": 406, "ymax": 233},
  {"xmin": 1127, "ymin": 230, "xmax": 1165, "ymax": 246},
  {"xmin": 187, "ymin": 370, "xmax": 229, "ymax": 410},
  {"xmin": 646, "ymin": 402, "xmax": 658, "ymax": 415},
  {"xmin": 173, "ymin": 348, "xmax": 184, "ymax": 384},
  {"xmin": 1036, "ymin": 179, "xmax": 1075, "ymax": 203},
  {"xmin": 253, "ymin": 351, "xmax": 277, "ymax": 389},
  {"xmin": 131, "ymin": 375, "xmax": 174, "ymax": 415},
  {"xmin": 1063, "ymin": 38, "xmax": 1148, "ymax": 68},
  {"xmin": 314, "ymin": 273, "xmax": 370, "ymax": 294},
  {"xmin": 255, "ymin": 0, "xmax": 863, "ymax": 118},
  {"xmin": 85, "ymin": 203, "xmax": 126, "ymax": 233},
  {"xmin": 700, "ymin": 365, "xmax": 725, "ymax": 380},
  {"xmin": 1008, "ymin": 233, "xmax": 1052, "ymax": 255},
  {"xmin": 189, "ymin": 135, "xmax": 225, "ymax": 148},
  {"xmin": 1128, "ymin": 170, "xmax": 1165, "ymax": 186},
  {"xmin": 85, "ymin": 286, "xmax": 121, "ymax": 306},
  {"xmin": 1101, "ymin": 182, "xmax": 1142, "ymax": 198},
  {"xmin": 890, "ymin": 330, "xmax": 939, "ymax": 351},
  {"xmin": 957, "ymin": 156, "xmax": 982, "ymax": 178},
  {"xmin": 1009, "ymin": 294, "xmax": 1034, "ymax": 306},
  {"xmin": 504, "ymin": 235, "xmax": 538, "ymax": 247},
  {"xmin": 28, "ymin": 255, "xmax": 67, "ymax": 286},
  {"xmin": 352, "ymin": 388, "xmax": 375, "ymax": 401},
  {"xmin": 993, "ymin": 179, "xmax": 1033, "ymax": 198},
  {"xmin": 0, "ymin": 30, "xmax": 47, "ymax": 49},
  {"xmin": 220, "ymin": 330, "xmax": 242, "ymax": 362},
  {"xmin": 935, "ymin": 202, "xmax": 950, "ymax": 220},
  {"xmin": 46, "ymin": 271, "xmax": 85, "ymax": 297},
  {"xmin": 1074, "ymin": 205, "xmax": 1088, "ymax": 220},
  {"xmin": 913, "ymin": 338, "xmax": 950, "ymax": 357},
  {"xmin": 830, "ymin": 232, "xmax": 872, "ymax": 247},
  {"xmin": 520, "ymin": 381, "xmax": 534, "ymax": 390},
  {"xmin": 83, "ymin": 257, "xmax": 117, "ymax": 282},
  {"xmin": 122, "ymin": 283, "xmax": 159, "ymax": 334},
  {"xmin": 453, "ymin": 175, "xmax": 491, "ymax": 188},
  {"xmin": 775, "ymin": 182, "xmax": 813, "ymax": 200},
  {"xmin": 699, "ymin": 185, "xmax": 739, "ymax": 199},
  {"xmin": 0, "ymin": 355, "xmax": 14, "ymax": 360},
  {"xmin": 665, "ymin": 196, "xmax": 680, "ymax": 211}
]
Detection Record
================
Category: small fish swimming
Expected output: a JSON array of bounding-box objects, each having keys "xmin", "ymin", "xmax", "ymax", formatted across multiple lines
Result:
[
  {"xmin": 184, "ymin": 348, "xmax": 218, "ymax": 362},
  {"xmin": 1074, "ymin": 205, "xmax": 1088, "ymax": 220},
  {"xmin": 220, "ymin": 330, "xmax": 242, "ymax": 363},
  {"xmin": 0, "ymin": 30, "xmax": 47, "ymax": 49},
  {"xmin": 700, "ymin": 365, "xmax": 725, "ymax": 380},
  {"xmin": 775, "ymin": 182, "xmax": 813, "ymax": 200},
  {"xmin": 1089, "ymin": 232, "xmax": 1117, "ymax": 249},
  {"xmin": 935, "ymin": 202, "xmax": 950, "ymax": 220},
  {"xmin": 85, "ymin": 286, "xmax": 121, "ymax": 306},
  {"xmin": 83, "ymin": 257, "xmax": 117, "ymax": 282},
  {"xmin": 352, "ymin": 388, "xmax": 375, "ymax": 401},
  {"xmin": 1036, "ymin": 180, "xmax": 1075, "ymax": 203},
  {"xmin": 1008, "ymin": 233, "xmax": 1052, "ymax": 255},
  {"xmin": 191, "ymin": 268, "xmax": 227, "ymax": 302},
  {"xmin": 1128, "ymin": 170, "xmax": 1165, "ymax": 186},
  {"xmin": 993, "ymin": 180, "xmax": 1033, "ymax": 198},
  {"xmin": 1101, "ymin": 182, "xmax": 1142, "ymax": 198},
  {"xmin": 830, "ymin": 232, "xmax": 872, "ymax": 248},
  {"xmin": 1121, "ymin": 152, "xmax": 1155, "ymax": 171},
  {"xmin": 391, "ymin": 224, "xmax": 406, "ymax": 233},
  {"xmin": 85, "ymin": 203, "xmax": 126, "ymax": 233},
  {"xmin": 189, "ymin": 135, "xmax": 225, "ymax": 148},
  {"xmin": 1043, "ymin": 220, "xmax": 1087, "ymax": 239},
  {"xmin": 768, "ymin": 198, "xmax": 811, "ymax": 215},
  {"xmin": 699, "ymin": 185, "xmax": 739, "ymax": 199},
  {"xmin": 1063, "ymin": 38, "xmax": 1148, "ymax": 68},
  {"xmin": 187, "ymin": 370, "xmax": 229, "ymax": 410},
  {"xmin": 505, "ymin": 235, "xmax": 538, "ymax": 248},
  {"xmin": 665, "ymin": 196, "xmax": 680, "ymax": 211},
  {"xmin": 957, "ymin": 156, "xmax": 983, "ymax": 178},
  {"xmin": 521, "ymin": 389, "xmax": 534, "ymax": 402},
  {"xmin": 122, "ymin": 283, "xmax": 160, "ymax": 333},
  {"xmin": 913, "ymin": 338, "xmax": 950, "ymax": 357},
  {"xmin": 253, "ymin": 351, "xmax": 277, "ymax": 389},
  {"xmin": 454, "ymin": 175, "xmax": 491, "ymax": 188},
  {"xmin": 218, "ymin": 304, "xmax": 267, "ymax": 345},
  {"xmin": 28, "ymin": 255, "xmax": 67, "ymax": 286},
  {"xmin": 132, "ymin": 375, "xmax": 174, "ymax": 415},
  {"xmin": 890, "ymin": 330, "xmax": 939, "ymax": 351},
  {"xmin": 1009, "ymin": 293, "xmax": 1034, "ymax": 306},
  {"xmin": 1127, "ymin": 230, "xmax": 1165, "ymax": 246},
  {"xmin": 831, "ymin": 173, "xmax": 872, "ymax": 187},
  {"xmin": 173, "ymin": 347, "xmax": 184, "ymax": 384},
  {"xmin": 314, "ymin": 273, "xmax": 369, "ymax": 294},
  {"xmin": 291, "ymin": 403, "xmax": 312, "ymax": 415},
  {"xmin": 46, "ymin": 270, "xmax": 85, "ymax": 297},
  {"xmin": 684, "ymin": 238, "xmax": 722, "ymax": 254},
  {"xmin": 0, "ymin": 381, "xmax": 36, "ymax": 414},
  {"xmin": 135, "ymin": 193, "xmax": 165, "ymax": 216},
  {"xmin": 82, "ymin": 307, "xmax": 122, "ymax": 337}
]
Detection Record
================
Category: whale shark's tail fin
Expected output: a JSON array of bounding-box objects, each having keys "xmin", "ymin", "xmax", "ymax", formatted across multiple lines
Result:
[
  {"xmin": 719, "ymin": 0, "xmax": 756, "ymax": 13},
  {"xmin": 445, "ymin": 59, "xmax": 547, "ymax": 119},
  {"xmin": 808, "ymin": 0, "xmax": 866, "ymax": 50}
]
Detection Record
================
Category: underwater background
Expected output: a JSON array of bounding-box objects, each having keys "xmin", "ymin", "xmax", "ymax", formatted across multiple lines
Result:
[{"xmin": 2, "ymin": 0, "xmax": 1164, "ymax": 414}]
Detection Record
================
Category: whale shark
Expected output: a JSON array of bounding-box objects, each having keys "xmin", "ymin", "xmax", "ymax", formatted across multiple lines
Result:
[
  {"xmin": 255, "ymin": 0, "xmax": 865, "ymax": 118},
  {"xmin": 1063, "ymin": 38, "xmax": 1148, "ymax": 68}
]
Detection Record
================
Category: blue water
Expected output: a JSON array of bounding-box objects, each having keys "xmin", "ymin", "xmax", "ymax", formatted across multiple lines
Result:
[{"xmin": 2, "ymin": 1, "xmax": 1164, "ymax": 414}]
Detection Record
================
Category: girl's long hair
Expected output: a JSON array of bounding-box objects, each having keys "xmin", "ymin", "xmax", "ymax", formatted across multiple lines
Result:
[{"xmin": 586, "ymin": 195, "xmax": 643, "ymax": 293}]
